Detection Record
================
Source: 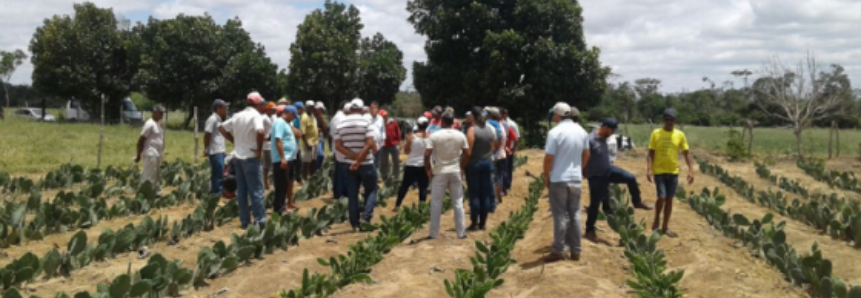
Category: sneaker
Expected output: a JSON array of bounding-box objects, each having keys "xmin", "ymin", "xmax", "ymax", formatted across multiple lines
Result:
[
  {"xmin": 584, "ymin": 231, "xmax": 599, "ymax": 243},
  {"xmin": 634, "ymin": 203, "xmax": 654, "ymax": 210},
  {"xmin": 569, "ymin": 252, "xmax": 580, "ymax": 261},
  {"xmin": 663, "ymin": 230, "xmax": 678, "ymax": 238},
  {"xmin": 479, "ymin": 225, "xmax": 486, "ymax": 231},
  {"xmin": 543, "ymin": 253, "xmax": 565, "ymax": 263},
  {"xmin": 458, "ymin": 234, "xmax": 468, "ymax": 239},
  {"xmin": 467, "ymin": 224, "xmax": 480, "ymax": 231},
  {"xmin": 393, "ymin": 206, "xmax": 400, "ymax": 212}
]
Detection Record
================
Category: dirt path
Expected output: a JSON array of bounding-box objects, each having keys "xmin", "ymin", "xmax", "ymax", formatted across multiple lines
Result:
[
  {"xmin": 767, "ymin": 160, "xmax": 861, "ymax": 200},
  {"xmin": 704, "ymin": 158, "xmax": 861, "ymax": 286},
  {"xmin": 329, "ymin": 151, "xmax": 543, "ymax": 298},
  {"xmin": 492, "ymin": 152, "xmax": 805, "ymax": 298}
]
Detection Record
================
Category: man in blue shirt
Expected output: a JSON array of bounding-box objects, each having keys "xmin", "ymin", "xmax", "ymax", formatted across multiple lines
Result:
[{"xmin": 271, "ymin": 105, "xmax": 299, "ymax": 215}]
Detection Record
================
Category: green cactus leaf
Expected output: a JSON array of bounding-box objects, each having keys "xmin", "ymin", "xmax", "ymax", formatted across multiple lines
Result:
[
  {"xmin": 109, "ymin": 274, "xmax": 131, "ymax": 298},
  {"xmin": 129, "ymin": 280, "xmax": 152, "ymax": 297}
]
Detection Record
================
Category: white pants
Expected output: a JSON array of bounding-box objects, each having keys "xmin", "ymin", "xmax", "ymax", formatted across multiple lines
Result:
[
  {"xmin": 142, "ymin": 155, "xmax": 162, "ymax": 196},
  {"xmin": 429, "ymin": 172, "xmax": 465, "ymax": 238}
]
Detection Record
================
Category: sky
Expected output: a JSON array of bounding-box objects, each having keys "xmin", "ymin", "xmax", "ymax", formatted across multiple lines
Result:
[{"xmin": 2, "ymin": 0, "xmax": 860, "ymax": 93}]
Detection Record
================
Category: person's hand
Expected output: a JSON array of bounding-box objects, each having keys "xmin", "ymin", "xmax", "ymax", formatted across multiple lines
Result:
[
  {"xmin": 254, "ymin": 149, "xmax": 262, "ymax": 158},
  {"xmin": 544, "ymin": 174, "xmax": 550, "ymax": 190},
  {"xmin": 281, "ymin": 159, "xmax": 288, "ymax": 170},
  {"xmin": 306, "ymin": 145, "xmax": 312, "ymax": 152},
  {"xmin": 350, "ymin": 162, "xmax": 360, "ymax": 172},
  {"xmin": 646, "ymin": 169, "xmax": 653, "ymax": 183},
  {"xmin": 687, "ymin": 171, "xmax": 695, "ymax": 185},
  {"xmin": 202, "ymin": 151, "xmax": 209, "ymax": 158},
  {"xmin": 426, "ymin": 170, "xmax": 434, "ymax": 181}
]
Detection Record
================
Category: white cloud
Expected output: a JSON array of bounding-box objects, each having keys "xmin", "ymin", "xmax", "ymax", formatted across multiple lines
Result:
[{"xmin": 3, "ymin": 0, "xmax": 861, "ymax": 94}]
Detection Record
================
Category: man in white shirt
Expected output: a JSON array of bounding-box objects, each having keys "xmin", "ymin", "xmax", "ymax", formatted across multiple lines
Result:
[
  {"xmin": 135, "ymin": 105, "xmax": 165, "ymax": 197},
  {"xmin": 329, "ymin": 101, "xmax": 349, "ymax": 199},
  {"xmin": 219, "ymin": 92, "xmax": 268, "ymax": 229},
  {"xmin": 543, "ymin": 102, "xmax": 590, "ymax": 262},
  {"xmin": 369, "ymin": 102, "xmax": 386, "ymax": 171},
  {"xmin": 261, "ymin": 102, "xmax": 276, "ymax": 190},
  {"xmin": 425, "ymin": 112, "xmax": 470, "ymax": 239},
  {"xmin": 204, "ymin": 99, "xmax": 229, "ymax": 195},
  {"xmin": 335, "ymin": 99, "xmax": 378, "ymax": 231},
  {"xmin": 502, "ymin": 108, "xmax": 519, "ymax": 194}
]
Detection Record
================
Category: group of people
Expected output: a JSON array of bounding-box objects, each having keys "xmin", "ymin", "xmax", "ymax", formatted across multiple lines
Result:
[{"xmin": 542, "ymin": 103, "xmax": 693, "ymax": 262}]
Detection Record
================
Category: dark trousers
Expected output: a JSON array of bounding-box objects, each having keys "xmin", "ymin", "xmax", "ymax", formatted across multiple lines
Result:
[
  {"xmin": 293, "ymin": 144, "xmax": 303, "ymax": 182},
  {"xmin": 504, "ymin": 153, "xmax": 515, "ymax": 193},
  {"xmin": 332, "ymin": 162, "xmax": 349, "ymax": 199},
  {"xmin": 208, "ymin": 153, "xmax": 225, "ymax": 194},
  {"xmin": 346, "ymin": 163, "xmax": 379, "ymax": 228},
  {"xmin": 395, "ymin": 166, "xmax": 429, "ymax": 207},
  {"xmin": 585, "ymin": 166, "xmax": 644, "ymax": 232},
  {"xmin": 272, "ymin": 161, "xmax": 289, "ymax": 214},
  {"xmin": 466, "ymin": 160, "xmax": 495, "ymax": 227}
]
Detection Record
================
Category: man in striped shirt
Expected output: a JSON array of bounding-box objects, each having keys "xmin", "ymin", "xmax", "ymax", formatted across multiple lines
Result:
[{"xmin": 335, "ymin": 98, "xmax": 379, "ymax": 231}]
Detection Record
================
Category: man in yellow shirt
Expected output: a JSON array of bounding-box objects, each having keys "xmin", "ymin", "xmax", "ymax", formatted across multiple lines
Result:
[
  {"xmin": 646, "ymin": 108, "xmax": 694, "ymax": 238},
  {"xmin": 300, "ymin": 100, "xmax": 319, "ymax": 181}
]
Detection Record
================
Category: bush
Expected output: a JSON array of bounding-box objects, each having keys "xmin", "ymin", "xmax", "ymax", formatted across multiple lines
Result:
[{"xmin": 725, "ymin": 129, "xmax": 747, "ymax": 161}]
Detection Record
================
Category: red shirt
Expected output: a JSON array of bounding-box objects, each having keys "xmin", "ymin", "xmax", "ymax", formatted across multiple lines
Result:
[
  {"xmin": 506, "ymin": 125, "xmax": 518, "ymax": 151},
  {"xmin": 384, "ymin": 120, "xmax": 402, "ymax": 148}
]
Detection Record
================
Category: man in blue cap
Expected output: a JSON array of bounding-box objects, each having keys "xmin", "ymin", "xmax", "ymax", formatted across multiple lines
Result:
[{"xmin": 584, "ymin": 118, "xmax": 653, "ymax": 243}]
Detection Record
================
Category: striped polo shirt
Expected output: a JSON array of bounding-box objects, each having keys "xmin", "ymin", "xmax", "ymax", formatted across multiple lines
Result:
[{"xmin": 334, "ymin": 114, "xmax": 375, "ymax": 165}]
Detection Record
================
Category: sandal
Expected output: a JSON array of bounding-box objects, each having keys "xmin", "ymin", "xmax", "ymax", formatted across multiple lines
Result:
[{"xmin": 663, "ymin": 230, "xmax": 678, "ymax": 238}]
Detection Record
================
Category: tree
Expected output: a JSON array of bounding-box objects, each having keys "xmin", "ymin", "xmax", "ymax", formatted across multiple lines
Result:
[
  {"xmin": 752, "ymin": 54, "xmax": 844, "ymax": 159},
  {"xmin": 1, "ymin": 49, "xmax": 27, "ymax": 108},
  {"xmin": 30, "ymin": 2, "xmax": 135, "ymax": 119},
  {"xmin": 134, "ymin": 15, "xmax": 278, "ymax": 127},
  {"xmin": 408, "ymin": 0, "xmax": 609, "ymax": 145},
  {"xmin": 357, "ymin": 33, "xmax": 407, "ymax": 106},
  {"xmin": 287, "ymin": 1, "xmax": 363, "ymax": 110}
]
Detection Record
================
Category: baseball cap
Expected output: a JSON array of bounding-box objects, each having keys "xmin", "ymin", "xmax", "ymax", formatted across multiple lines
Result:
[
  {"xmin": 487, "ymin": 107, "xmax": 501, "ymax": 118},
  {"xmin": 284, "ymin": 105, "xmax": 298, "ymax": 116},
  {"xmin": 570, "ymin": 106, "xmax": 581, "ymax": 117},
  {"xmin": 663, "ymin": 108, "xmax": 678, "ymax": 119},
  {"xmin": 601, "ymin": 118, "xmax": 619, "ymax": 131},
  {"xmin": 247, "ymin": 92, "xmax": 266, "ymax": 105},
  {"xmin": 351, "ymin": 98, "xmax": 365, "ymax": 110},
  {"xmin": 552, "ymin": 102, "xmax": 571, "ymax": 117},
  {"xmin": 423, "ymin": 111, "xmax": 432, "ymax": 118},
  {"xmin": 276, "ymin": 105, "xmax": 286, "ymax": 114},
  {"xmin": 379, "ymin": 109, "xmax": 388, "ymax": 117},
  {"xmin": 293, "ymin": 102, "xmax": 304, "ymax": 109},
  {"xmin": 343, "ymin": 103, "xmax": 352, "ymax": 111},
  {"xmin": 316, "ymin": 102, "xmax": 325, "ymax": 110},
  {"xmin": 305, "ymin": 100, "xmax": 315, "ymax": 107},
  {"xmin": 431, "ymin": 106, "xmax": 443, "ymax": 115},
  {"xmin": 277, "ymin": 98, "xmax": 289, "ymax": 104},
  {"xmin": 267, "ymin": 102, "xmax": 276, "ymax": 110},
  {"xmin": 152, "ymin": 105, "xmax": 166, "ymax": 113},
  {"xmin": 213, "ymin": 99, "xmax": 229, "ymax": 109},
  {"xmin": 417, "ymin": 116, "xmax": 429, "ymax": 125}
]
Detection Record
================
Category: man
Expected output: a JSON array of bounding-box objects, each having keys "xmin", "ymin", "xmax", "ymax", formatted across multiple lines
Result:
[
  {"xmin": 330, "ymin": 101, "xmax": 349, "ymax": 198},
  {"xmin": 426, "ymin": 106, "xmax": 444, "ymax": 135},
  {"xmin": 271, "ymin": 105, "xmax": 298, "ymax": 215},
  {"xmin": 647, "ymin": 108, "xmax": 694, "ymax": 238},
  {"xmin": 219, "ymin": 92, "xmax": 268, "ymax": 228},
  {"xmin": 300, "ymin": 100, "xmax": 319, "ymax": 181},
  {"xmin": 291, "ymin": 102, "xmax": 304, "ymax": 184},
  {"xmin": 461, "ymin": 111, "xmax": 474, "ymax": 134},
  {"xmin": 135, "ymin": 105, "xmax": 166, "ymax": 197},
  {"xmin": 314, "ymin": 101, "xmax": 328, "ymax": 171},
  {"xmin": 369, "ymin": 102, "xmax": 386, "ymax": 171},
  {"xmin": 445, "ymin": 107, "xmax": 462, "ymax": 131},
  {"xmin": 203, "ymin": 99, "xmax": 229, "ymax": 195},
  {"xmin": 425, "ymin": 112, "xmax": 469, "ymax": 239},
  {"xmin": 543, "ymin": 102, "xmax": 589, "ymax": 262},
  {"xmin": 335, "ymin": 99, "xmax": 378, "ymax": 231},
  {"xmin": 277, "ymin": 98, "xmax": 290, "ymax": 106},
  {"xmin": 379, "ymin": 109, "xmax": 402, "ymax": 181},
  {"xmin": 502, "ymin": 108, "xmax": 519, "ymax": 194},
  {"xmin": 261, "ymin": 102, "xmax": 277, "ymax": 190},
  {"xmin": 486, "ymin": 107, "xmax": 508, "ymax": 202},
  {"xmin": 584, "ymin": 118, "xmax": 653, "ymax": 242}
]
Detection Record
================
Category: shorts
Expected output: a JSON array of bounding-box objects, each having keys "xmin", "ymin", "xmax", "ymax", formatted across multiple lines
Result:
[
  {"xmin": 654, "ymin": 174, "xmax": 679, "ymax": 198},
  {"xmin": 302, "ymin": 145, "xmax": 317, "ymax": 162},
  {"xmin": 262, "ymin": 151, "xmax": 272, "ymax": 170}
]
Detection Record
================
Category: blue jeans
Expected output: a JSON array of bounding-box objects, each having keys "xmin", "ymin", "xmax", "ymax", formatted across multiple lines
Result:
[
  {"xmin": 332, "ymin": 162, "xmax": 349, "ymax": 199},
  {"xmin": 608, "ymin": 166, "xmax": 643, "ymax": 205},
  {"xmin": 466, "ymin": 160, "xmax": 495, "ymax": 227},
  {"xmin": 586, "ymin": 175, "xmax": 611, "ymax": 233},
  {"xmin": 346, "ymin": 163, "xmax": 379, "ymax": 228},
  {"xmin": 655, "ymin": 174, "xmax": 679, "ymax": 198},
  {"xmin": 234, "ymin": 157, "xmax": 267, "ymax": 228},
  {"xmin": 316, "ymin": 140, "xmax": 325, "ymax": 170},
  {"xmin": 209, "ymin": 153, "xmax": 225, "ymax": 194}
]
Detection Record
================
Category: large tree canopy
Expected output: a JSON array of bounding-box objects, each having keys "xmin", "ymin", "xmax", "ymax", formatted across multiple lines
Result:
[
  {"xmin": 133, "ymin": 15, "xmax": 278, "ymax": 126},
  {"xmin": 357, "ymin": 33, "xmax": 407, "ymax": 106},
  {"xmin": 1, "ymin": 49, "xmax": 27, "ymax": 108},
  {"xmin": 29, "ymin": 2, "xmax": 135, "ymax": 119},
  {"xmin": 408, "ymin": 0, "xmax": 609, "ymax": 143}
]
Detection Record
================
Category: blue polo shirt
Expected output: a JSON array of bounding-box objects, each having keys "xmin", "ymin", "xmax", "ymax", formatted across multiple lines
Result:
[
  {"xmin": 584, "ymin": 132, "xmax": 611, "ymax": 178},
  {"xmin": 270, "ymin": 118, "xmax": 296, "ymax": 163},
  {"xmin": 544, "ymin": 119, "xmax": 589, "ymax": 183}
]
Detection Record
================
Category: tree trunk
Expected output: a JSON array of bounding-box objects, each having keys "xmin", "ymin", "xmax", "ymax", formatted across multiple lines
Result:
[
  {"xmin": 747, "ymin": 124, "xmax": 753, "ymax": 157},
  {"xmin": 794, "ymin": 128, "xmax": 804, "ymax": 160},
  {"xmin": 3, "ymin": 83, "xmax": 9, "ymax": 108},
  {"xmin": 183, "ymin": 104, "xmax": 194, "ymax": 128}
]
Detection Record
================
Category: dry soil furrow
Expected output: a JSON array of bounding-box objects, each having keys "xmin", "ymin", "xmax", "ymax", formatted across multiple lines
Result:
[{"xmin": 329, "ymin": 151, "xmax": 541, "ymax": 298}]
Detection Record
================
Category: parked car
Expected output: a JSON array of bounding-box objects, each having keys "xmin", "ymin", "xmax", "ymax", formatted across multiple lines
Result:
[
  {"xmin": 65, "ymin": 97, "xmax": 143, "ymax": 123},
  {"xmin": 16, "ymin": 108, "xmax": 56, "ymax": 122}
]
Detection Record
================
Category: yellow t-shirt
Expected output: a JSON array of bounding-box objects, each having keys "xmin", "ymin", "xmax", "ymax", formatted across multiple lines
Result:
[
  {"xmin": 648, "ymin": 128, "xmax": 689, "ymax": 175},
  {"xmin": 300, "ymin": 112, "xmax": 319, "ymax": 146}
]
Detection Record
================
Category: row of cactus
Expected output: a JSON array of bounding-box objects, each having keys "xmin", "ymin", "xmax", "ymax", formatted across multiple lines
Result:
[
  {"xmin": 754, "ymin": 161, "xmax": 810, "ymax": 197},
  {"xmin": 797, "ymin": 159, "xmax": 861, "ymax": 194},
  {"xmin": 699, "ymin": 160, "xmax": 861, "ymax": 249},
  {"xmin": 294, "ymin": 158, "xmax": 334, "ymax": 202},
  {"xmin": 607, "ymin": 185, "xmax": 684, "ymax": 298},
  {"xmin": 443, "ymin": 176, "xmax": 542, "ymax": 298},
  {"xmin": 681, "ymin": 187, "xmax": 861, "ymax": 298}
]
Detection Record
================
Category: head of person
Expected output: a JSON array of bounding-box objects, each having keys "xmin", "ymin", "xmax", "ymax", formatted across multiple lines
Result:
[
  {"xmin": 315, "ymin": 102, "xmax": 326, "ymax": 116},
  {"xmin": 294, "ymin": 101, "xmax": 305, "ymax": 114},
  {"xmin": 464, "ymin": 111, "xmax": 474, "ymax": 126},
  {"xmin": 370, "ymin": 102, "xmax": 380, "ymax": 116},
  {"xmin": 431, "ymin": 106, "xmax": 443, "ymax": 120},
  {"xmin": 423, "ymin": 111, "xmax": 433, "ymax": 119},
  {"xmin": 213, "ymin": 99, "xmax": 229, "ymax": 117},
  {"xmin": 247, "ymin": 92, "xmax": 267, "ymax": 113},
  {"xmin": 440, "ymin": 111, "xmax": 455, "ymax": 128},
  {"xmin": 152, "ymin": 105, "xmax": 165, "ymax": 121},
  {"xmin": 551, "ymin": 102, "xmax": 571, "ymax": 123},
  {"xmin": 445, "ymin": 106, "xmax": 454, "ymax": 115},
  {"xmin": 362, "ymin": 107, "xmax": 370, "ymax": 115},
  {"xmin": 350, "ymin": 98, "xmax": 365, "ymax": 114},
  {"xmin": 277, "ymin": 97, "xmax": 290, "ymax": 106},
  {"xmin": 487, "ymin": 107, "xmax": 501, "ymax": 121},
  {"xmin": 379, "ymin": 109, "xmax": 389, "ymax": 122},
  {"xmin": 416, "ymin": 116, "xmax": 430, "ymax": 132},
  {"xmin": 599, "ymin": 118, "xmax": 618, "ymax": 139},
  {"xmin": 305, "ymin": 100, "xmax": 315, "ymax": 114},
  {"xmin": 280, "ymin": 105, "xmax": 298, "ymax": 122},
  {"xmin": 662, "ymin": 108, "xmax": 678, "ymax": 129},
  {"xmin": 471, "ymin": 106, "xmax": 486, "ymax": 125},
  {"xmin": 343, "ymin": 102, "xmax": 353, "ymax": 115},
  {"xmin": 500, "ymin": 108, "xmax": 509, "ymax": 120},
  {"xmin": 266, "ymin": 102, "xmax": 277, "ymax": 116}
]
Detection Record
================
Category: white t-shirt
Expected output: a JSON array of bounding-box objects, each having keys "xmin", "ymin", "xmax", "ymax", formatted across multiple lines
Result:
[
  {"xmin": 330, "ymin": 111, "xmax": 346, "ymax": 162},
  {"xmin": 204, "ymin": 113, "xmax": 226, "ymax": 155},
  {"xmin": 141, "ymin": 118, "xmax": 164, "ymax": 157},
  {"xmin": 405, "ymin": 135, "xmax": 429, "ymax": 167},
  {"xmin": 545, "ymin": 119, "xmax": 589, "ymax": 183},
  {"xmin": 335, "ymin": 114, "xmax": 375, "ymax": 165},
  {"xmin": 427, "ymin": 128, "xmax": 469, "ymax": 174},
  {"xmin": 370, "ymin": 115, "xmax": 386, "ymax": 149},
  {"xmin": 220, "ymin": 107, "xmax": 265, "ymax": 160},
  {"xmin": 262, "ymin": 114, "xmax": 275, "ymax": 151}
]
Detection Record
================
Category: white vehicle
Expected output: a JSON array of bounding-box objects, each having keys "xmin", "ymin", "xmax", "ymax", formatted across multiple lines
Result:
[
  {"xmin": 16, "ymin": 108, "xmax": 56, "ymax": 122},
  {"xmin": 66, "ymin": 97, "xmax": 143, "ymax": 123}
]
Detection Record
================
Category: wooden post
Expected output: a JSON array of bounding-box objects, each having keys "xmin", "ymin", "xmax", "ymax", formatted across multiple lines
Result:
[
  {"xmin": 194, "ymin": 106, "xmax": 199, "ymax": 163},
  {"xmin": 97, "ymin": 94, "xmax": 105, "ymax": 169},
  {"xmin": 834, "ymin": 121, "xmax": 840, "ymax": 158},
  {"xmin": 119, "ymin": 105, "xmax": 123, "ymax": 125}
]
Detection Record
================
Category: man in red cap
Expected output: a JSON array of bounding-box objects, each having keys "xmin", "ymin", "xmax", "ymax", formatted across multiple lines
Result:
[
  {"xmin": 379, "ymin": 109, "xmax": 402, "ymax": 181},
  {"xmin": 219, "ymin": 92, "xmax": 268, "ymax": 229}
]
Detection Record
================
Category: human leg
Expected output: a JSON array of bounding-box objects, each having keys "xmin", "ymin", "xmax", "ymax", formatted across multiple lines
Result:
[
  {"xmin": 390, "ymin": 146, "xmax": 400, "ymax": 181},
  {"xmin": 244, "ymin": 158, "xmax": 267, "ymax": 225},
  {"xmin": 261, "ymin": 153, "xmax": 271, "ymax": 191},
  {"xmin": 417, "ymin": 168, "xmax": 429, "ymax": 203},
  {"xmin": 653, "ymin": 175, "xmax": 669, "ymax": 230},
  {"xmin": 466, "ymin": 163, "xmax": 481, "ymax": 228},
  {"xmin": 428, "ymin": 173, "xmax": 446, "ymax": 238},
  {"xmin": 209, "ymin": 153, "xmax": 225, "ymax": 194},
  {"xmin": 234, "ymin": 159, "xmax": 251, "ymax": 228},
  {"xmin": 585, "ymin": 176, "xmax": 609, "ymax": 233},
  {"xmin": 272, "ymin": 162, "xmax": 287, "ymax": 214},
  {"xmin": 379, "ymin": 148, "xmax": 391, "ymax": 181},
  {"xmin": 566, "ymin": 185, "xmax": 583, "ymax": 257},
  {"xmin": 360, "ymin": 164, "xmax": 379, "ymax": 224},
  {"xmin": 395, "ymin": 166, "xmax": 419, "ymax": 208},
  {"xmin": 346, "ymin": 164, "xmax": 362, "ymax": 229},
  {"xmin": 480, "ymin": 160, "xmax": 496, "ymax": 216},
  {"xmin": 660, "ymin": 175, "xmax": 679, "ymax": 236},
  {"xmin": 608, "ymin": 166, "xmax": 650, "ymax": 209},
  {"xmin": 448, "ymin": 173, "xmax": 466, "ymax": 238},
  {"xmin": 547, "ymin": 183, "xmax": 570, "ymax": 258}
]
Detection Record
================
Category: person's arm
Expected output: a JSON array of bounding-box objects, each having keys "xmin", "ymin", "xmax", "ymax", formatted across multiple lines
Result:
[
  {"xmin": 351, "ymin": 137, "xmax": 375, "ymax": 170},
  {"xmin": 335, "ymin": 139, "xmax": 359, "ymax": 160},
  {"xmin": 581, "ymin": 148, "xmax": 590, "ymax": 178},
  {"xmin": 684, "ymin": 150, "xmax": 694, "ymax": 184},
  {"xmin": 463, "ymin": 128, "xmax": 475, "ymax": 170},
  {"xmin": 256, "ymin": 130, "xmax": 265, "ymax": 157},
  {"xmin": 543, "ymin": 154, "xmax": 554, "ymax": 189},
  {"xmin": 203, "ymin": 132, "xmax": 212, "ymax": 156},
  {"xmin": 461, "ymin": 137, "xmax": 471, "ymax": 175},
  {"xmin": 404, "ymin": 133, "xmax": 413, "ymax": 155},
  {"xmin": 646, "ymin": 150, "xmax": 655, "ymax": 183},
  {"xmin": 135, "ymin": 136, "xmax": 146, "ymax": 163},
  {"xmin": 424, "ymin": 148, "xmax": 434, "ymax": 180},
  {"xmin": 218, "ymin": 126, "xmax": 234, "ymax": 143}
]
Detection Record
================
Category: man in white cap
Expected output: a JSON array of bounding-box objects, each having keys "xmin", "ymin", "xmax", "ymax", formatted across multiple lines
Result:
[
  {"xmin": 135, "ymin": 105, "xmax": 166, "ymax": 197},
  {"xmin": 219, "ymin": 92, "xmax": 268, "ymax": 229},
  {"xmin": 543, "ymin": 102, "xmax": 590, "ymax": 262},
  {"xmin": 335, "ymin": 98, "xmax": 378, "ymax": 232},
  {"xmin": 425, "ymin": 111, "xmax": 469, "ymax": 239},
  {"xmin": 368, "ymin": 102, "xmax": 386, "ymax": 172},
  {"xmin": 300, "ymin": 100, "xmax": 319, "ymax": 180},
  {"xmin": 313, "ymin": 101, "xmax": 328, "ymax": 171},
  {"xmin": 204, "ymin": 99, "xmax": 229, "ymax": 195}
]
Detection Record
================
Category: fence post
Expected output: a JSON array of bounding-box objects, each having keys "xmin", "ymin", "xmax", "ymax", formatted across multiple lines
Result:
[
  {"xmin": 194, "ymin": 106, "xmax": 199, "ymax": 163},
  {"xmin": 119, "ymin": 105, "xmax": 123, "ymax": 125},
  {"xmin": 97, "ymin": 94, "xmax": 105, "ymax": 169}
]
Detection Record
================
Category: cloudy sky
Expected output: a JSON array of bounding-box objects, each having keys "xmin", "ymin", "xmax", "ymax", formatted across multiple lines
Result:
[{"xmin": 2, "ymin": 0, "xmax": 860, "ymax": 93}]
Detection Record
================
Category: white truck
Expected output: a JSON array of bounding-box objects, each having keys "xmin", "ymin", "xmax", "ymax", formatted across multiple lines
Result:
[{"xmin": 66, "ymin": 97, "xmax": 143, "ymax": 123}]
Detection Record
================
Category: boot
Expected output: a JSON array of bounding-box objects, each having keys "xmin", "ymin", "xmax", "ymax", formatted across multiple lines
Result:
[{"xmin": 479, "ymin": 214, "xmax": 488, "ymax": 230}]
